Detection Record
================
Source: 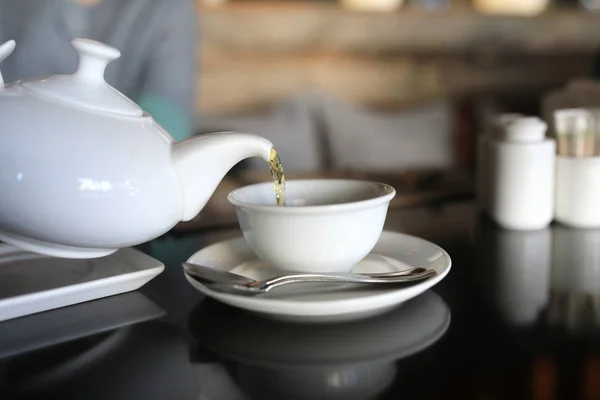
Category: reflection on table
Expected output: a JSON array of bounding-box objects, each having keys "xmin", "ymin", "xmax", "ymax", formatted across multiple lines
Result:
[
  {"xmin": 0, "ymin": 292, "xmax": 202, "ymax": 400},
  {"xmin": 474, "ymin": 215, "xmax": 600, "ymax": 335},
  {"xmin": 188, "ymin": 291, "xmax": 450, "ymax": 400}
]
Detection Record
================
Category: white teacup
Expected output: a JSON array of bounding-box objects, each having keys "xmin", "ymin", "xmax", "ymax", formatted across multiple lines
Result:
[{"xmin": 227, "ymin": 179, "xmax": 396, "ymax": 273}]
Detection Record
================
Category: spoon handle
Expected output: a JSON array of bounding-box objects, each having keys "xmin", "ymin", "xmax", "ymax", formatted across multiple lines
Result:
[{"xmin": 260, "ymin": 269, "xmax": 437, "ymax": 292}]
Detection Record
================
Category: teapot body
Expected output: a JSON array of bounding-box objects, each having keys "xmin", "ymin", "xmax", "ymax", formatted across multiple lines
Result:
[
  {"xmin": 0, "ymin": 38, "xmax": 274, "ymax": 258},
  {"xmin": 0, "ymin": 87, "xmax": 183, "ymax": 258}
]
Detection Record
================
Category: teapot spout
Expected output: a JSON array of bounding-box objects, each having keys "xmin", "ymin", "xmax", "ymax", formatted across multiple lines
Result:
[{"xmin": 172, "ymin": 132, "xmax": 273, "ymax": 221}]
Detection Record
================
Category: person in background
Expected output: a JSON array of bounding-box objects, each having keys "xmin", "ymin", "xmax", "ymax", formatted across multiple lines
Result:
[{"xmin": 0, "ymin": 0, "xmax": 198, "ymax": 142}]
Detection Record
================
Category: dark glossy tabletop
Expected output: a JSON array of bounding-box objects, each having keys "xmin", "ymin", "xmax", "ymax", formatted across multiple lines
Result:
[{"xmin": 0, "ymin": 200, "xmax": 597, "ymax": 400}]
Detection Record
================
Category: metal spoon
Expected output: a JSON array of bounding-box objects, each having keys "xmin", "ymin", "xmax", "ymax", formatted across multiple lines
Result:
[
  {"xmin": 182, "ymin": 262, "xmax": 435, "ymax": 296},
  {"xmin": 183, "ymin": 261, "xmax": 425, "ymax": 285}
]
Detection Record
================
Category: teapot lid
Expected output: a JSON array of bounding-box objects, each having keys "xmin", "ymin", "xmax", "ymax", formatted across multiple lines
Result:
[{"xmin": 21, "ymin": 39, "xmax": 143, "ymax": 117}]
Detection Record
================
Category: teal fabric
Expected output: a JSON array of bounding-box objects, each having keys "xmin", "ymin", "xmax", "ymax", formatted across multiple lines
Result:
[{"xmin": 137, "ymin": 94, "xmax": 192, "ymax": 142}]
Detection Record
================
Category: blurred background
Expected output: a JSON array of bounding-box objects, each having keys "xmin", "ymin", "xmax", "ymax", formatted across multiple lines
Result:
[
  {"xmin": 195, "ymin": 0, "xmax": 598, "ymax": 170},
  {"xmin": 3, "ymin": 0, "xmax": 599, "ymax": 229},
  {"xmin": 183, "ymin": 0, "xmax": 600, "ymax": 228}
]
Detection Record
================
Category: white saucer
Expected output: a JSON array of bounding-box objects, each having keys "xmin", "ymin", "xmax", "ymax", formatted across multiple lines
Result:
[{"xmin": 185, "ymin": 230, "xmax": 451, "ymax": 323}]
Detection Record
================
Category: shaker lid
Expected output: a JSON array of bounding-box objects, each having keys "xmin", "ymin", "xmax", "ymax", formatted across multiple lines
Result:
[
  {"xmin": 21, "ymin": 39, "xmax": 143, "ymax": 117},
  {"xmin": 488, "ymin": 113, "xmax": 523, "ymax": 139},
  {"xmin": 502, "ymin": 116, "xmax": 548, "ymax": 143}
]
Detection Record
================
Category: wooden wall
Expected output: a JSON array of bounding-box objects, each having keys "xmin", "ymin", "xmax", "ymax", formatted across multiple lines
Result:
[{"xmin": 197, "ymin": 3, "xmax": 600, "ymax": 115}]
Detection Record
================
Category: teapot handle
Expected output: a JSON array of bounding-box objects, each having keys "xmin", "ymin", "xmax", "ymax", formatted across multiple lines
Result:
[
  {"xmin": 0, "ymin": 40, "xmax": 15, "ymax": 85},
  {"xmin": 72, "ymin": 38, "xmax": 121, "ymax": 84}
]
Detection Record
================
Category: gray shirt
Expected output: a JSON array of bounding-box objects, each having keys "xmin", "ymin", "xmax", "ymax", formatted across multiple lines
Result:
[{"xmin": 0, "ymin": 0, "xmax": 198, "ymax": 140}]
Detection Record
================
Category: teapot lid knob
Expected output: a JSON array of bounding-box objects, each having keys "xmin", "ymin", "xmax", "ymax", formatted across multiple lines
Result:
[
  {"xmin": 0, "ymin": 40, "xmax": 15, "ymax": 85},
  {"xmin": 21, "ymin": 38, "xmax": 144, "ymax": 117},
  {"xmin": 72, "ymin": 39, "xmax": 121, "ymax": 83}
]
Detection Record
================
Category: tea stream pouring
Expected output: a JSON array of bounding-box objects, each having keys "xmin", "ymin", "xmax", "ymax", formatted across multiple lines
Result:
[{"xmin": 0, "ymin": 39, "xmax": 274, "ymax": 258}]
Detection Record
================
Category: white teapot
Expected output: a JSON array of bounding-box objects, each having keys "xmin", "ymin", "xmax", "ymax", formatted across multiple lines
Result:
[{"xmin": 0, "ymin": 39, "xmax": 273, "ymax": 258}]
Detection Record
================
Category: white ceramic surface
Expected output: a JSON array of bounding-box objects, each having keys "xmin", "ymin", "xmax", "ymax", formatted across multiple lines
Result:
[
  {"xmin": 555, "ymin": 156, "xmax": 600, "ymax": 228},
  {"xmin": 185, "ymin": 230, "xmax": 451, "ymax": 323},
  {"xmin": 476, "ymin": 113, "xmax": 523, "ymax": 212},
  {"xmin": 0, "ymin": 40, "xmax": 15, "ymax": 84},
  {"xmin": 228, "ymin": 179, "xmax": 396, "ymax": 273},
  {"xmin": 0, "ymin": 38, "xmax": 273, "ymax": 259},
  {"xmin": 0, "ymin": 243, "xmax": 164, "ymax": 322},
  {"xmin": 487, "ymin": 116, "xmax": 555, "ymax": 230}
]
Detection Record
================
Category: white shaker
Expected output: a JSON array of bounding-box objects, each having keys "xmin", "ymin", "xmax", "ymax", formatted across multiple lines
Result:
[
  {"xmin": 487, "ymin": 116, "xmax": 556, "ymax": 230},
  {"xmin": 476, "ymin": 113, "xmax": 523, "ymax": 212},
  {"xmin": 555, "ymin": 156, "xmax": 600, "ymax": 228},
  {"xmin": 554, "ymin": 108, "xmax": 600, "ymax": 228}
]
